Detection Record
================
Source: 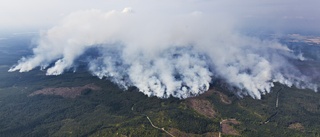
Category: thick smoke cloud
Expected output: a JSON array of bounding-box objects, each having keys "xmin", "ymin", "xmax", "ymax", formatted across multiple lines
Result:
[{"xmin": 9, "ymin": 7, "xmax": 318, "ymax": 99}]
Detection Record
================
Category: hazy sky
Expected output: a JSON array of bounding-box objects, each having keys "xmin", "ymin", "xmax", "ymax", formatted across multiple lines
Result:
[{"xmin": 0, "ymin": 0, "xmax": 319, "ymax": 33}]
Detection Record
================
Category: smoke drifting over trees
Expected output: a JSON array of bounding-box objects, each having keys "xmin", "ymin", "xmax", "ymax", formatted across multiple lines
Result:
[{"xmin": 9, "ymin": 3, "xmax": 318, "ymax": 99}]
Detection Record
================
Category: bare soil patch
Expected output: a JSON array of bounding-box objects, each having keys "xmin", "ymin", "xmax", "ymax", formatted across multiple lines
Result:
[
  {"xmin": 187, "ymin": 99, "xmax": 216, "ymax": 118},
  {"xmin": 288, "ymin": 123, "xmax": 305, "ymax": 132},
  {"xmin": 185, "ymin": 88, "xmax": 232, "ymax": 118},
  {"xmin": 29, "ymin": 84, "xmax": 101, "ymax": 98},
  {"xmin": 221, "ymin": 119, "xmax": 240, "ymax": 136},
  {"xmin": 215, "ymin": 91, "xmax": 232, "ymax": 104},
  {"xmin": 199, "ymin": 88, "xmax": 232, "ymax": 104}
]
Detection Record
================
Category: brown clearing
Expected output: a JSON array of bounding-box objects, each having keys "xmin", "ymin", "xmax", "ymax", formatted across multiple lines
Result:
[
  {"xmin": 221, "ymin": 119, "xmax": 240, "ymax": 136},
  {"xmin": 29, "ymin": 84, "xmax": 101, "ymax": 98},
  {"xmin": 191, "ymin": 88, "xmax": 232, "ymax": 104},
  {"xmin": 186, "ymin": 88, "xmax": 232, "ymax": 119},
  {"xmin": 288, "ymin": 123, "xmax": 305, "ymax": 132},
  {"xmin": 202, "ymin": 88, "xmax": 232, "ymax": 104},
  {"xmin": 187, "ymin": 99, "xmax": 216, "ymax": 118},
  {"xmin": 215, "ymin": 90, "xmax": 232, "ymax": 104}
]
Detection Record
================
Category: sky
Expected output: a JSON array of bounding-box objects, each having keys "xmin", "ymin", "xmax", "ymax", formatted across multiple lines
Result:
[{"xmin": 0, "ymin": 0, "xmax": 319, "ymax": 33}]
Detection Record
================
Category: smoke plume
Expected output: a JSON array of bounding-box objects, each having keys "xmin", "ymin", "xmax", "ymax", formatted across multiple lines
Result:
[{"xmin": 9, "ymin": 7, "xmax": 318, "ymax": 99}]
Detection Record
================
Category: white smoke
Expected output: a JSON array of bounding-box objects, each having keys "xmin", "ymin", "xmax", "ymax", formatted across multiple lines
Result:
[{"xmin": 9, "ymin": 7, "xmax": 318, "ymax": 99}]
